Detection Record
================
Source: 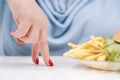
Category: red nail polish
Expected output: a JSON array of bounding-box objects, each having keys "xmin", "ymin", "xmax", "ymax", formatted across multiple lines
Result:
[
  {"xmin": 18, "ymin": 43, "xmax": 23, "ymax": 46},
  {"xmin": 18, "ymin": 44, "xmax": 23, "ymax": 46},
  {"xmin": 36, "ymin": 58, "xmax": 39, "ymax": 65},
  {"xmin": 49, "ymin": 59, "xmax": 54, "ymax": 66}
]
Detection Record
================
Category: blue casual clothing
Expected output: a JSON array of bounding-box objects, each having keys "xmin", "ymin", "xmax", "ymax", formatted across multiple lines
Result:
[{"xmin": 0, "ymin": 0, "xmax": 120, "ymax": 56}]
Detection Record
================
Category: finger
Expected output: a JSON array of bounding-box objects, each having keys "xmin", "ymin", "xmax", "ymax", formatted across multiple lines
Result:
[
  {"xmin": 32, "ymin": 38, "xmax": 40, "ymax": 65},
  {"xmin": 11, "ymin": 30, "xmax": 24, "ymax": 46},
  {"xmin": 10, "ymin": 20, "xmax": 31, "ymax": 38},
  {"xmin": 28, "ymin": 25, "xmax": 40, "ymax": 42},
  {"xmin": 19, "ymin": 25, "xmax": 39, "ymax": 43},
  {"xmin": 16, "ymin": 38, "xmax": 24, "ymax": 46},
  {"xmin": 39, "ymin": 30, "xmax": 53, "ymax": 66}
]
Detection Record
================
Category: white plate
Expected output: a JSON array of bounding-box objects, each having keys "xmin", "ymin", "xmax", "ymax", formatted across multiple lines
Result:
[{"xmin": 68, "ymin": 57, "xmax": 120, "ymax": 71}]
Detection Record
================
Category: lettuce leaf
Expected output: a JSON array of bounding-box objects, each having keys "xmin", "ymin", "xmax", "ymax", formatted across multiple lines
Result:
[{"xmin": 104, "ymin": 37, "xmax": 120, "ymax": 61}]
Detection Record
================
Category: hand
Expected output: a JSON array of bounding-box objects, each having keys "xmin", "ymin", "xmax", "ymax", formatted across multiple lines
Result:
[{"xmin": 8, "ymin": 0, "xmax": 53, "ymax": 66}]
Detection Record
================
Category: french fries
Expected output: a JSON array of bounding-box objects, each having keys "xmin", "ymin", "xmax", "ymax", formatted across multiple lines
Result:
[{"xmin": 63, "ymin": 36, "xmax": 107, "ymax": 61}]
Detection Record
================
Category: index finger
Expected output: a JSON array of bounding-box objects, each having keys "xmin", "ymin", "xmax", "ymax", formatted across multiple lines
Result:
[{"xmin": 39, "ymin": 30, "xmax": 53, "ymax": 66}]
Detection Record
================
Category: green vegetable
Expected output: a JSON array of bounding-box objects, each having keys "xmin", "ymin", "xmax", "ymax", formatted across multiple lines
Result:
[{"xmin": 104, "ymin": 37, "xmax": 120, "ymax": 61}]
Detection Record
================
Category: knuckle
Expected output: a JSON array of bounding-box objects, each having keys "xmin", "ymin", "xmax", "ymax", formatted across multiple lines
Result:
[
  {"xmin": 41, "ymin": 41, "xmax": 47, "ymax": 45},
  {"xmin": 15, "ymin": 31, "xmax": 24, "ymax": 37}
]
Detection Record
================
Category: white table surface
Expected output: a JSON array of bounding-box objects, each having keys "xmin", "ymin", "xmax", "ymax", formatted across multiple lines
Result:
[{"xmin": 0, "ymin": 56, "xmax": 120, "ymax": 80}]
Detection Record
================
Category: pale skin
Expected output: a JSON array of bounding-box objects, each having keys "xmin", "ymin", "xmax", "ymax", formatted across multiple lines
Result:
[{"xmin": 8, "ymin": 0, "xmax": 53, "ymax": 66}]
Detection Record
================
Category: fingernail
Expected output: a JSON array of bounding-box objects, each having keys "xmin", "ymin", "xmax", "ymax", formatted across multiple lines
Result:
[
  {"xmin": 17, "ymin": 42, "xmax": 24, "ymax": 46},
  {"xmin": 49, "ymin": 59, "xmax": 54, "ymax": 66},
  {"xmin": 35, "ymin": 58, "xmax": 39, "ymax": 65},
  {"xmin": 18, "ymin": 44, "xmax": 23, "ymax": 46}
]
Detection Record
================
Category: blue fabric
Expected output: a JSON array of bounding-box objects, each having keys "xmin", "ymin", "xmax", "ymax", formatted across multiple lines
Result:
[{"xmin": 0, "ymin": 0, "xmax": 120, "ymax": 56}]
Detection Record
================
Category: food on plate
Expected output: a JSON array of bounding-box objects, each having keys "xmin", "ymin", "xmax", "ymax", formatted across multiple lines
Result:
[
  {"xmin": 104, "ymin": 37, "xmax": 120, "ymax": 61},
  {"xmin": 113, "ymin": 30, "xmax": 120, "ymax": 42},
  {"xmin": 63, "ymin": 36, "xmax": 106, "ymax": 61},
  {"xmin": 63, "ymin": 36, "xmax": 120, "ymax": 61}
]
